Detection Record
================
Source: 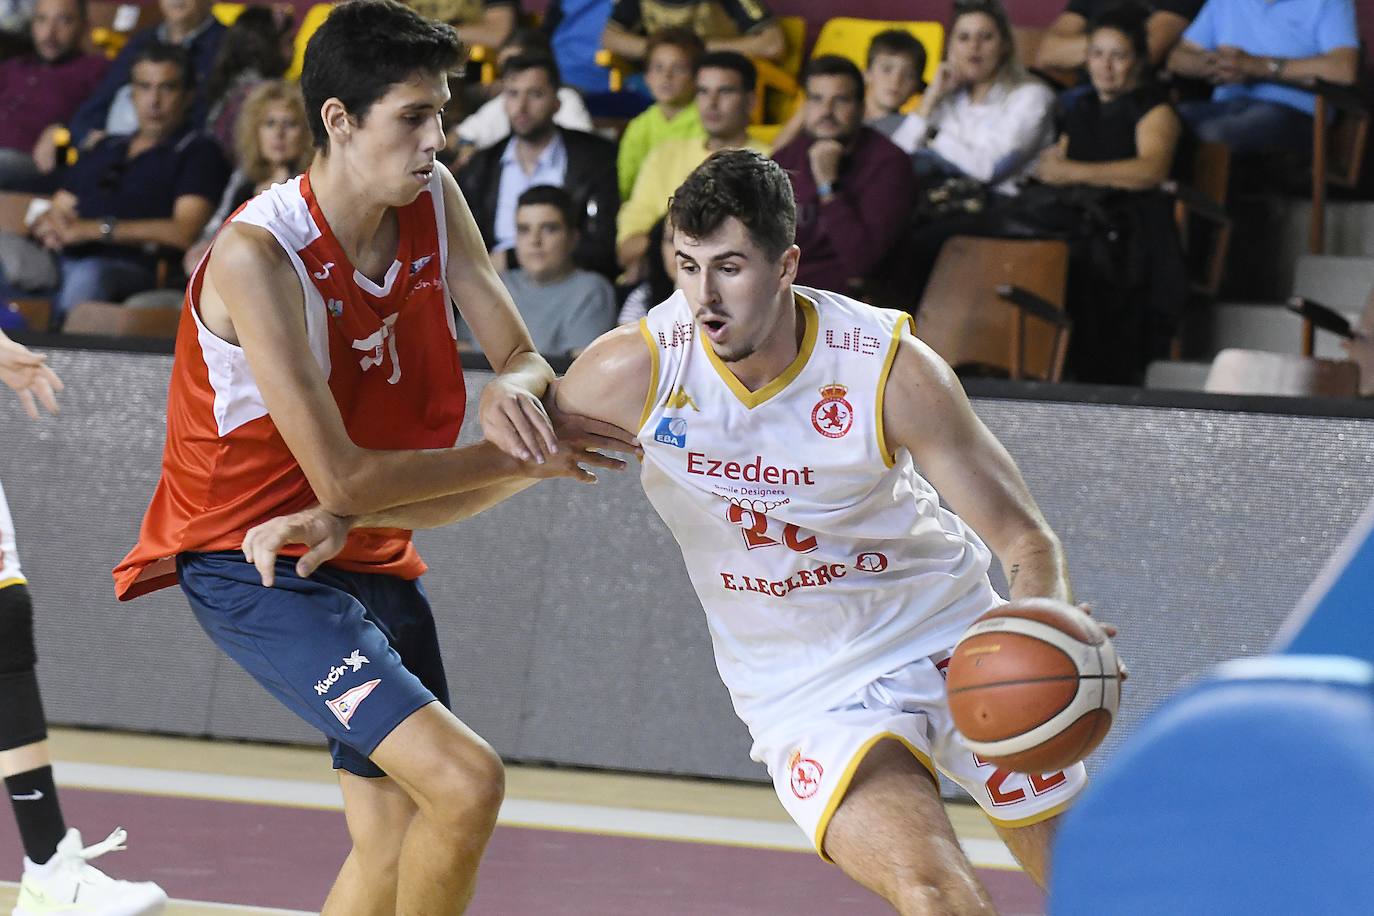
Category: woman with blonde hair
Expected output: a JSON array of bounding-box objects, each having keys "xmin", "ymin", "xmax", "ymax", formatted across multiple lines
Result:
[{"xmin": 891, "ymin": 0, "xmax": 1055, "ymax": 194}]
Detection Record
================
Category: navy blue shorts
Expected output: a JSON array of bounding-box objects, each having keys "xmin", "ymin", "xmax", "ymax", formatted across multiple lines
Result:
[{"xmin": 177, "ymin": 551, "xmax": 450, "ymax": 777}]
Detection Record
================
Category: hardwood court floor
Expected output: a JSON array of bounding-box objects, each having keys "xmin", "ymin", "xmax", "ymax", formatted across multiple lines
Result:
[{"xmin": 0, "ymin": 729, "xmax": 1043, "ymax": 915}]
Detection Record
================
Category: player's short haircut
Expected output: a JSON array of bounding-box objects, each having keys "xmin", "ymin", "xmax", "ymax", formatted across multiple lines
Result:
[
  {"xmin": 501, "ymin": 51, "xmax": 562, "ymax": 87},
  {"xmin": 301, "ymin": 0, "xmax": 463, "ymax": 151},
  {"xmin": 866, "ymin": 28, "xmax": 928, "ymax": 76},
  {"xmin": 803, "ymin": 54, "xmax": 865, "ymax": 105},
  {"xmin": 646, "ymin": 27, "xmax": 706, "ymax": 66},
  {"xmin": 669, "ymin": 149, "xmax": 795, "ymax": 261},
  {"xmin": 132, "ymin": 41, "xmax": 195, "ymax": 90},
  {"xmin": 694, "ymin": 50, "xmax": 757, "ymax": 92},
  {"xmin": 516, "ymin": 184, "xmax": 578, "ymax": 230}
]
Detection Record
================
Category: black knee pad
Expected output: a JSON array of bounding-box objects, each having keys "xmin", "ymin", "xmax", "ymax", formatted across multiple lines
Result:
[
  {"xmin": 0, "ymin": 583, "xmax": 36, "ymax": 673},
  {"xmin": 0, "ymin": 584, "xmax": 46, "ymax": 751}
]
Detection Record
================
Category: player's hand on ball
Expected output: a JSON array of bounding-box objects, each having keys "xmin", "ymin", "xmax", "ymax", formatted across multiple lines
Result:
[
  {"xmin": 242, "ymin": 506, "xmax": 351, "ymax": 587},
  {"xmin": 479, "ymin": 376, "xmax": 559, "ymax": 465},
  {"xmin": 1078, "ymin": 603, "xmax": 1128, "ymax": 681}
]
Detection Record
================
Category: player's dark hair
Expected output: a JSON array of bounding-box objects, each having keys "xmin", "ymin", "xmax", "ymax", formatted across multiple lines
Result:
[
  {"xmin": 803, "ymin": 54, "xmax": 865, "ymax": 105},
  {"xmin": 501, "ymin": 52, "xmax": 561, "ymax": 88},
  {"xmin": 669, "ymin": 149, "xmax": 795, "ymax": 261},
  {"xmin": 517, "ymin": 184, "xmax": 578, "ymax": 230},
  {"xmin": 301, "ymin": 0, "xmax": 463, "ymax": 152},
  {"xmin": 866, "ymin": 28, "xmax": 928, "ymax": 75},
  {"xmin": 132, "ymin": 41, "xmax": 195, "ymax": 91},
  {"xmin": 694, "ymin": 50, "xmax": 757, "ymax": 92}
]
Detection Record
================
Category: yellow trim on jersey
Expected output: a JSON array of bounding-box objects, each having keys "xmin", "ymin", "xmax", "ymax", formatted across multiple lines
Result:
[
  {"xmin": 637, "ymin": 318, "xmax": 661, "ymax": 433},
  {"xmin": 985, "ymin": 795, "xmax": 1076, "ymax": 829},
  {"xmin": 0, "ymin": 576, "xmax": 27, "ymax": 590},
  {"xmin": 812, "ymin": 731, "xmax": 938, "ymax": 862},
  {"xmin": 875, "ymin": 313, "xmax": 913, "ymax": 469},
  {"xmin": 700, "ymin": 293, "xmax": 818, "ymax": 410}
]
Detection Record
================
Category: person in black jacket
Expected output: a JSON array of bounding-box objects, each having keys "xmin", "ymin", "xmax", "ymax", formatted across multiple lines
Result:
[{"xmin": 457, "ymin": 52, "xmax": 618, "ymax": 278}]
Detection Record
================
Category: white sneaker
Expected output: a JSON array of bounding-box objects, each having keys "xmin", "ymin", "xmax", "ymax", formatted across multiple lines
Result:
[{"xmin": 11, "ymin": 828, "xmax": 167, "ymax": 916}]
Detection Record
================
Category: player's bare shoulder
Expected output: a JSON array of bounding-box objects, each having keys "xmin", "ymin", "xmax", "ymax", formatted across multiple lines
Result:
[
  {"xmin": 199, "ymin": 222, "xmax": 302, "ymax": 345},
  {"xmin": 881, "ymin": 329, "xmax": 973, "ymax": 451},
  {"xmin": 557, "ymin": 324, "xmax": 655, "ymax": 433}
]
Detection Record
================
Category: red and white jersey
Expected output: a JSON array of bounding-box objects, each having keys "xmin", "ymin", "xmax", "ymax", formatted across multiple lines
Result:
[
  {"xmin": 115, "ymin": 171, "xmax": 466, "ymax": 600},
  {"xmin": 638, "ymin": 287, "xmax": 996, "ymax": 733},
  {"xmin": 0, "ymin": 479, "xmax": 24, "ymax": 589}
]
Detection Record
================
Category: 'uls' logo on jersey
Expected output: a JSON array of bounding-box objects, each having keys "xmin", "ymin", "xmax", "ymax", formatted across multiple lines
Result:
[{"xmin": 811, "ymin": 383, "xmax": 853, "ymax": 439}]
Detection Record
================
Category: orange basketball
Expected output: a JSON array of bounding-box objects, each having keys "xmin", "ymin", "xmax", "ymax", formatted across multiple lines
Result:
[{"xmin": 946, "ymin": 598, "xmax": 1122, "ymax": 773}]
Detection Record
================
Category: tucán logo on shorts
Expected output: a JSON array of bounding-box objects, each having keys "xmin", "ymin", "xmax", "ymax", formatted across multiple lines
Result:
[
  {"xmin": 654, "ymin": 415, "xmax": 688, "ymax": 448},
  {"xmin": 788, "ymin": 749, "xmax": 824, "ymax": 799},
  {"xmin": 326, "ymin": 678, "xmax": 381, "ymax": 730},
  {"xmin": 314, "ymin": 649, "xmax": 370, "ymax": 695}
]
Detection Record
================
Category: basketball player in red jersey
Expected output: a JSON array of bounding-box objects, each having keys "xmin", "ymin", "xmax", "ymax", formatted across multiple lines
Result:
[
  {"xmin": 242, "ymin": 150, "xmax": 1128, "ymax": 914},
  {"xmin": 114, "ymin": 2, "xmax": 631, "ymax": 912}
]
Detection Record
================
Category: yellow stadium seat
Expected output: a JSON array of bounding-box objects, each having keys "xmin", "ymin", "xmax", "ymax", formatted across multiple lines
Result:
[
  {"xmin": 211, "ymin": 2, "xmax": 245, "ymax": 26},
  {"xmin": 287, "ymin": 3, "xmax": 334, "ymax": 81},
  {"xmin": 811, "ymin": 16, "xmax": 944, "ymax": 91}
]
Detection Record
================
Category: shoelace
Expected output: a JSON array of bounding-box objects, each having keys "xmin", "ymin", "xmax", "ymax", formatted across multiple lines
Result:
[{"xmin": 57, "ymin": 828, "xmax": 129, "ymax": 887}]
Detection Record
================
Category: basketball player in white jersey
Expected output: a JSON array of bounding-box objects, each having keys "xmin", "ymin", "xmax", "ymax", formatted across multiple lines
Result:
[
  {"xmin": 2, "ymin": 329, "xmax": 167, "ymax": 914},
  {"xmin": 241, "ymin": 149, "xmax": 1106, "ymax": 913}
]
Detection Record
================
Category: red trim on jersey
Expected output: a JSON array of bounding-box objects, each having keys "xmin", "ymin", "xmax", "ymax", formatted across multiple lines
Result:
[{"xmin": 114, "ymin": 174, "xmax": 464, "ymax": 600}]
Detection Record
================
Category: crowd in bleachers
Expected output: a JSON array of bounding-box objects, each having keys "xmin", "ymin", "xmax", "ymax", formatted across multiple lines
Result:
[{"xmin": 0, "ymin": 0, "xmax": 1363, "ymax": 387}]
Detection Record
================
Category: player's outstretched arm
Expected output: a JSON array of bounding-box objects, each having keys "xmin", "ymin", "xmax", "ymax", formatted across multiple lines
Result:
[
  {"xmin": 0, "ymin": 328, "xmax": 63, "ymax": 419},
  {"xmin": 205, "ymin": 224, "xmax": 590, "ymax": 518},
  {"xmin": 437, "ymin": 162, "xmax": 560, "ymax": 463},
  {"xmin": 551, "ymin": 323, "xmax": 656, "ymax": 435},
  {"xmin": 882, "ymin": 331, "xmax": 1071, "ymax": 602}
]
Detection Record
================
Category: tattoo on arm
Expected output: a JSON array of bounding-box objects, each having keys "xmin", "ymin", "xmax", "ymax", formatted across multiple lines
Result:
[{"xmin": 1009, "ymin": 563, "xmax": 1020, "ymax": 591}]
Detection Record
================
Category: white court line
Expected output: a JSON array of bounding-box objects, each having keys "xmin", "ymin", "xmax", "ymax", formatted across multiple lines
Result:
[
  {"xmin": 50, "ymin": 761, "xmax": 1018, "ymax": 869},
  {"xmin": 0, "ymin": 883, "xmax": 313, "ymax": 916}
]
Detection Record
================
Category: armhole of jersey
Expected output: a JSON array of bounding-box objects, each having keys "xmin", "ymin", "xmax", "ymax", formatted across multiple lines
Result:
[
  {"xmin": 637, "ymin": 317, "xmax": 660, "ymax": 433},
  {"xmin": 875, "ymin": 313, "xmax": 913, "ymax": 469},
  {"xmin": 430, "ymin": 173, "xmax": 459, "ymax": 341}
]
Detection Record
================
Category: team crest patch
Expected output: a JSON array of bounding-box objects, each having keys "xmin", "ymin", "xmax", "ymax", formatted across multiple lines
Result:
[
  {"xmin": 325, "ymin": 678, "xmax": 381, "ymax": 730},
  {"xmin": 654, "ymin": 415, "xmax": 688, "ymax": 448},
  {"xmin": 811, "ymin": 383, "xmax": 853, "ymax": 439},
  {"xmin": 788, "ymin": 749, "xmax": 824, "ymax": 799},
  {"xmin": 326, "ymin": 298, "xmax": 344, "ymax": 318}
]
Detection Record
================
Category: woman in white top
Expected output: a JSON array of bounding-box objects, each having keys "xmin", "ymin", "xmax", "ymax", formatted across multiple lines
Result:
[{"xmin": 891, "ymin": 0, "xmax": 1055, "ymax": 194}]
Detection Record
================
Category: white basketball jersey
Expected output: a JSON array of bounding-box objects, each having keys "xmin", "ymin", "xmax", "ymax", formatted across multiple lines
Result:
[
  {"xmin": 638, "ymin": 287, "xmax": 997, "ymax": 736},
  {"xmin": 0, "ymin": 479, "xmax": 25, "ymax": 588}
]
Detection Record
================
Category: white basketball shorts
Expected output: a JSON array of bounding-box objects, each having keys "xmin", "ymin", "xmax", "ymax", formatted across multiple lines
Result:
[{"xmin": 753, "ymin": 649, "xmax": 1089, "ymax": 859}]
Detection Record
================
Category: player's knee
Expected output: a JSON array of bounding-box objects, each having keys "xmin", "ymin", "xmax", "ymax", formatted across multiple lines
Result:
[
  {"xmin": 417, "ymin": 741, "xmax": 505, "ymax": 832},
  {"xmin": 0, "ymin": 584, "xmax": 37, "ymax": 674}
]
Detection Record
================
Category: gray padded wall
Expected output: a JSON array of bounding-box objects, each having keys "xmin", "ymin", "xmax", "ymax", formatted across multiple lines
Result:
[{"xmin": 3, "ymin": 348, "xmax": 1372, "ymax": 787}]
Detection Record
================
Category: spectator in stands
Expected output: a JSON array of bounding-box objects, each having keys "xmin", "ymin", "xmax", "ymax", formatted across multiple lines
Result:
[
  {"xmin": 618, "ymin": 28, "xmax": 704, "ymax": 199},
  {"xmin": 169, "ymin": 80, "xmax": 311, "ymax": 295},
  {"xmin": 618, "ymin": 214, "xmax": 676, "ymax": 325},
  {"xmin": 463, "ymin": 184, "xmax": 615, "ymax": 355},
  {"xmin": 616, "ymin": 50, "xmax": 766, "ymax": 278},
  {"xmin": 865, "ymin": 29, "xmax": 928, "ymax": 138},
  {"xmin": 891, "ymin": 0, "xmax": 1056, "ymax": 195},
  {"xmin": 0, "ymin": 43, "xmax": 229, "ymax": 327},
  {"xmin": 457, "ymin": 53, "xmax": 618, "ymax": 276},
  {"xmin": 771, "ymin": 55, "xmax": 915, "ymax": 294},
  {"xmin": 203, "ymin": 5, "xmax": 293, "ymax": 159},
  {"xmin": 543, "ymin": 0, "xmax": 613, "ymax": 95},
  {"xmin": 1165, "ymin": 0, "xmax": 1357, "ymax": 154},
  {"xmin": 407, "ymin": 0, "xmax": 517, "ymax": 50},
  {"xmin": 0, "ymin": 0, "xmax": 108, "ymax": 189},
  {"xmin": 602, "ymin": 0, "xmax": 784, "ymax": 64},
  {"xmin": 768, "ymin": 29, "xmax": 928, "ymax": 153},
  {"xmin": 1037, "ymin": 0, "xmax": 1200, "ymax": 73},
  {"xmin": 452, "ymin": 27, "xmax": 592, "ymax": 165},
  {"xmin": 67, "ymin": 0, "xmax": 226, "ymax": 145},
  {"xmin": 0, "ymin": 0, "xmax": 33, "ymax": 58},
  {"xmin": 1031, "ymin": 2, "xmax": 1187, "ymax": 383}
]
